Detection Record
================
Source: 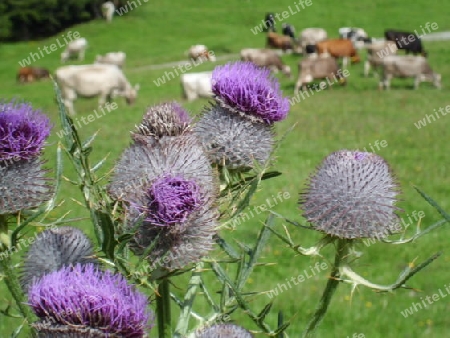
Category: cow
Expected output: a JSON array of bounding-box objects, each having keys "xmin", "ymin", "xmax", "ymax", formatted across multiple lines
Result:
[
  {"xmin": 17, "ymin": 67, "xmax": 50, "ymax": 83},
  {"xmin": 378, "ymin": 55, "xmax": 441, "ymax": 90},
  {"xmin": 339, "ymin": 27, "xmax": 372, "ymax": 48},
  {"xmin": 102, "ymin": 1, "xmax": 115, "ymax": 22},
  {"xmin": 384, "ymin": 30, "xmax": 427, "ymax": 56},
  {"xmin": 316, "ymin": 39, "xmax": 360, "ymax": 68},
  {"xmin": 187, "ymin": 45, "xmax": 216, "ymax": 62},
  {"xmin": 180, "ymin": 72, "xmax": 213, "ymax": 101},
  {"xmin": 95, "ymin": 51, "xmax": 126, "ymax": 68},
  {"xmin": 240, "ymin": 48, "xmax": 291, "ymax": 78},
  {"xmin": 364, "ymin": 41, "xmax": 398, "ymax": 77},
  {"xmin": 297, "ymin": 28, "xmax": 328, "ymax": 53},
  {"xmin": 61, "ymin": 38, "xmax": 88, "ymax": 63},
  {"xmin": 55, "ymin": 64, "xmax": 139, "ymax": 115},
  {"xmin": 266, "ymin": 32, "xmax": 300, "ymax": 53},
  {"xmin": 304, "ymin": 44, "xmax": 319, "ymax": 58},
  {"xmin": 263, "ymin": 13, "xmax": 276, "ymax": 32},
  {"xmin": 282, "ymin": 23, "xmax": 296, "ymax": 38},
  {"xmin": 294, "ymin": 56, "xmax": 347, "ymax": 94}
]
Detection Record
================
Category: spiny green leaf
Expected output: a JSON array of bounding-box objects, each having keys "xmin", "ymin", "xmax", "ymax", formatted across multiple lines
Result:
[{"xmin": 414, "ymin": 186, "xmax": 450, "ymax": 223}]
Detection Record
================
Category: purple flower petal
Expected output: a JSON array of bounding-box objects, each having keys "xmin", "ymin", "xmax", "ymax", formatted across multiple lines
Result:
[
  {"xmin": 143, "ymin": 174, "xmax": 204, "ymax": 226},
  {"xmin": 212, "ymin": 61, "xmax": 289, "ymax": 124},
  {"xmin": 0, "ymin": 100, "xmax": 52, "ymax": 162},
  {"xmin": 28, "ymin": 263, "xmax": 154, "ymax": 337}
]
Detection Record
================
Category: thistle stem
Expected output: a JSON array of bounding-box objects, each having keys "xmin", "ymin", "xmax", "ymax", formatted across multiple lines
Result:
[
  {"xmin": 0, "ymin": 215, "xmax": 34, "ymax": 322},
  {"xmin": 156, "ymin": 278, "xmax": 172, "ymax": 338},
  {"xmin": 302, "ymin": 238, "xmax": 349, "ymax": 337}
]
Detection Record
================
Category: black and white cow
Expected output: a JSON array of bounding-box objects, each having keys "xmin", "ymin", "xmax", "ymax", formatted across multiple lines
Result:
[
  {"xmin": 282, "ymin": 23, "xmax": 296, "ymax": 38},
  {"xmin": 384, "ymin": 30, "xmax": 427, "ymax": 56},
  {"xmin": 263, "ymin": 13, "xmax": 276, "ymax": 32},
  {"xmin": 339, "ymin": 27, "xmax": 372, "ymax": 49}
]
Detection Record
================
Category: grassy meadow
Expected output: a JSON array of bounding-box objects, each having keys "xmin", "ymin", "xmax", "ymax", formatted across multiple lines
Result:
[{"xmin": 1, "ymin": 0, "xmax": 450, "ymax": 336}]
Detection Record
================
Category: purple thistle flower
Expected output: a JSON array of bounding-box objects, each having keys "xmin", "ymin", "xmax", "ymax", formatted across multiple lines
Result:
[
  {"xmin": 142, "ymin": 174, "xmax": 204, "ymax": 226},
  {"xmin": 212, "ymin": 61, "xmax": 289, "ymax": 124},
  {"xmin": 300, "ymin": 150, "xmax": 401, "ymax": 239},
  {"xmin": 0, "ymin": 158, "xmax": 53, "ymax": 214},
  {"xmin": 132, "ymin": 102, "xmax": 190, "ymax": 145},
  {"xmin": 195, "ymin": 324, "xmax": 254, "ymax": 338},
  {"xmin": 194, "ymin": 104, "xmax": 273, "ymax": 170},
  {"xmin": 21, "ymin": 226, "xmax": 97, "ymax": 292},
  {"xmin": 28, "ymin": 263, "xmax": 154, "ymax": 338},
  {"xmin": 108, "ymin": 135, "xmax": 219, "ymax": 270},
  {"xmin": 0, "ymin": 100, "xmax": 52, "ymax": 162}
]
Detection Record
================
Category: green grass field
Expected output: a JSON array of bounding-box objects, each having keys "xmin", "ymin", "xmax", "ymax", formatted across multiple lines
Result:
[{"xmin": 1, "ymin": 0, "xmax": 450, "ymax": 337}]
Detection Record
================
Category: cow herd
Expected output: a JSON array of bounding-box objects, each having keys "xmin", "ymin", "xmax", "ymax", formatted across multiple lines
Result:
[
  {"xmin": 15, "ymin": 14, "xmax": 443, "ymax": 114},
  {"xmin": 258, "ymin": 15, "xmax": 442, "ymax": 93},
  {"xmin": 180, "ymin": 19, "xmax": 442, "ymax": 102}
]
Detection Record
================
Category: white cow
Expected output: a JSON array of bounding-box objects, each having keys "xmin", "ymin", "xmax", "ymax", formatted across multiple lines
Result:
[
  {"xmin": 95, "ymin": 52, "xmax": 126, "ymax": 68},
  {"xmin": 55, "ymin": 64, "xmax": 140, "ymax": 115},
  {"xmin": 61, "ymin": 38, "xmax": 88, "ymax": 63},
  {"xmin": 187, "ymin": 45, "xmax": 216, "ymax": 62},
  {"xmin": 378, "ymin": 55, "xmax": 441, "ymax": 90},
  {"xmin": 298, "ymin": 28, "xmax": 328, "ymax": 53},
  {"xmin": 364, "ymin": 41, "xmax": 398, "ymax": 77},
  {"xmin": 102, "ymin": 1, "xmax": 115, "ymax": 22},
  {"xmin": 240, "ymin": 48, "xmax": 291, "ymax": 78},
  {"xmin": 339, "ymin": 27, "xmax": 371, "ymax": 49},
  {"xmin": 180, "ymin": 72, "xmax": 213, "ymax": 101}
]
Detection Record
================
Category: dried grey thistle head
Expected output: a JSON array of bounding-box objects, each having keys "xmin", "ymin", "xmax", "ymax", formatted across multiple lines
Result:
[
  {"xmin": 300, "ymin": 150, "xmax": 401, "ymax": 239},
  {"xmin": 21, "ymin": 226, "xmax": 96, "ymax": 292},
  {"xmin": 194, "ymin": 104, "xmax": 273, "ymax": 170},
  {"xmin": 108, "ymin": 135, "xmax": 219, "ymax": 271}
]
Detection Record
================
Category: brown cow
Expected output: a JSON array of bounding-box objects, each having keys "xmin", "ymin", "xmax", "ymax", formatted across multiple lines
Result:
[
  {"xmin": 266, "ymin": 32, "xmax": 301, "ymax": 53},
  {"xmin": 17, "ymin": 67, "xmax": 50, "ymax": 84},
  {"xmin": 316, "ymin": 39, "xmax": 360, "ymax": 68}
]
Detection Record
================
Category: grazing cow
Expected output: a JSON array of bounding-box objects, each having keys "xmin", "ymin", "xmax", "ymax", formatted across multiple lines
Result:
[
  {"xmin": 102, "ymin": 1, "xmax": 115, "ymax": 22},
  {"xmin": 17, "ymin": 67, "xmax": 50, "ymax": 83},
  {"xmin": 294, "ymin": 56, "xmax": 346, "ymax": 94},
  {"xmin": 263, "ymin": 13, "xmax": 276, "ymax": 32},
  {"xmin": 55, "ymin": 64, "xmax": 139, "ymax": 115},
  {"xmin": 95, "ymin": 51, "xmax": 126, "ymax": 68},
  {"xmin": 378, "ymin": 55, "xmax": 441, "ymax": 90},
  {"xmin": 304, "ymin": 44, "xmax": 318, "ymax": 57},
  {"xmin": 180, "ymin": 72, "xmax": 213, "ymax": 101},
  {"xmin": 282, "ymin": 23, "xmax": 296, "ymax": 38},
  {"xmin": 384, "ymin": 30, "xmax": 427, "ymax": 56},
  {"xmin": 61, "ymin": 38, "xmax": 88, "ymax": 63},
  {"xmin": 297, "ymin": 28, "xmax": 328, "ymax": 53},
  {"xmin": 339, "ymin": 27, "xmax": 372, "ymax": 48},
  {"xmin": 187, "ymin": 45, "xmax": 216, "ymax": 62},
  {"xmin": 240, "ymin": 48, "xmax": 291, "ymax": 78},
  {"xmin": 316, "ymin": 39, "xmax": 360, "ymax": 68},
  {"xmin": 364, "ymin": 41, "xmax": 398, "ymax": 77},
  {"xmin": 266, "ymin": 32, "xmax": 300, "ymax": 53}
]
